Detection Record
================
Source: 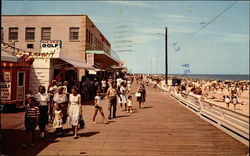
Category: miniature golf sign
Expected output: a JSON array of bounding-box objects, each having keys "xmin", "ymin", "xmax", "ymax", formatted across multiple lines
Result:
[
  {"xmin": 41, "ymin": 40, "xmax": 62, "ymax": 58},
  {"xmin": 0, "ymin": 82, "xmax": 11, "ymax": 100}
]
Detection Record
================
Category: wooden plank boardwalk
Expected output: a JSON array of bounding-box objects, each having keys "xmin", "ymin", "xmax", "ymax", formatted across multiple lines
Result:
[{"xmin": 1, "ymin": 83, "xmax": 249, "ymax": 155}]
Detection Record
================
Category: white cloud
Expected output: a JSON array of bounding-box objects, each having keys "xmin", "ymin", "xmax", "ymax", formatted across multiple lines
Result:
[
  {"xmin": 167, "ymin": 25, "xmax": 249, "ymax": 45},
  {"xmin": 92, "ymin": 18, "xmax": 111, "ymax": 24},
  {"xmin": 131, "ymin": 34, "xmax": 154, "ymax": 44},
  {"xmin": 103, "ymin": 1, "xmax": 154, "ymax": 8},
  {"xmin": 216, "ymin": 33, "xmax": 249, "ymax": 44},
  {"xmin": 157, "ymin": 14, "xmax": 204, "ymax": 24},
  {"xmin": 169, "ymin": 26, "xmax": 198, "ymax": 34},
  {"xmin": 136, "ymin": 27, "xmax": 164, "ymax": 34}
]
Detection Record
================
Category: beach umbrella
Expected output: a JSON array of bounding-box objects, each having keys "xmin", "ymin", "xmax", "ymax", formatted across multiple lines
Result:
[
  {"xmin": 224, "ymin": 80, "xmax": 231, "ymax": 84},
  {"xmin": 239, "ymin": 80, "xmax": 246, "ymax": 83}
]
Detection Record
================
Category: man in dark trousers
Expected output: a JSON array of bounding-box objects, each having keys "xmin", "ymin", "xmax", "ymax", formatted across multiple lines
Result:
[{"xmin": 106, "ymin": 83, "xmax": 117, "ymax": 119}]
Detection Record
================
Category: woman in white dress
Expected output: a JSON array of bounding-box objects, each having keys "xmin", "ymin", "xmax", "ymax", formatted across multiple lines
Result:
[
  {"xmin": 67, "ymin": 86, "xmax": 82, "ymax": 139},
  {"xmin": 119, "ymin": 82, "xmax": 128, "ymax": 111},
  {"xmin": 127, "ymin": 78, "xmax": 132, "ymax": 92}
]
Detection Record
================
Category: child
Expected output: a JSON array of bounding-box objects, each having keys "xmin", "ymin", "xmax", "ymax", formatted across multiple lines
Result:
[
  {"xmin": 92, "ymin": 91, "xmax": 108, "ymax": 124},
  {"xmin": 53, "ymin": 103, "xmax": 63, "ymax": 136},
  {"xmin": 225, "ymin": 95, "xmax": 230, "ymax": 108},
  {"xmin": 23, "ymin": 96, "xmax": 40, "ymax": 148},
  {"xmin": 127, "ymin": 95, "xmax": 133, "ymax": 114},
  {"xmin": 25, "ymin": 90, "xmax": 33, "ymax": 107}
]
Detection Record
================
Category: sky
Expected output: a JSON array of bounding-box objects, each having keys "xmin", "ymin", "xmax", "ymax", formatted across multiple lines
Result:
[{"xmin": 2, "ymin": 0, "xmax": 249, "ymax": 75}]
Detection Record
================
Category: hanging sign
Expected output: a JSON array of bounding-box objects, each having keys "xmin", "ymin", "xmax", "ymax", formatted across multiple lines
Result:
[
  {"xmin": 41, "ymin": 40, "xmax": 62, "ymax": 58},
  {"xmin": 87, "ymin": 54, "xmax": 94, "ymax": 65},
  {"xmin": 4, "ymin": 71, "xmax": 11, "ymax": 81},
  {"xmin": 0, "ymin": 82, "xmax": 11, "ymax": 100}
]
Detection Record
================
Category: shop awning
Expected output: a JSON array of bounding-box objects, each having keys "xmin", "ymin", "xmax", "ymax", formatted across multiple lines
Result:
[
  {"xmin": 59, "ymin": 55, "xmax": 95, "ymax": 70},
  {"xmin": 111, "ymin": 65, "xmax": 125, "ymax": 69},
  {"xmin": 86, "ymin": 50, "xmax": 120, "ymax": 65},
  {"xmin": 1, "ymin": 51, "xmax": 18, "ymax": 62}
]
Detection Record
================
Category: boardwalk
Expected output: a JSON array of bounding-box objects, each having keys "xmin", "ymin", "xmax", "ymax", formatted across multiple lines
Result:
[{"xmin": 1, "ymin": 83, "xmax": 249, "ymax": 156}]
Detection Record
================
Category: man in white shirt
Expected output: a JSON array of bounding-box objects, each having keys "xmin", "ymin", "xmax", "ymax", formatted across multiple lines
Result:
[
  {"xmin": 107, "ymin": 83, "xmax": 117, "ymax": 119},
  {"xmin": 116, "ymin": 77, "xmax": 123, "ymax": 88}
]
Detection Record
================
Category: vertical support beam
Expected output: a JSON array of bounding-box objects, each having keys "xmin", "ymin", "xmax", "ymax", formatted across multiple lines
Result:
[{"xmin": 165, "ymin": 27, "xmax": 168, "ymax": 85}]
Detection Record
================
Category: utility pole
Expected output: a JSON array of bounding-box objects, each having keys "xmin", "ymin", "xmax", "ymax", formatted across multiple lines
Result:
[
  {"xmin": 165, "ymin": 26, "xmax": 168, "ymax": 85},
  {"xmin": 156, "ymin": 54, "xmax": 158, "ymax": 75},
  {"xmin": 150, "ymin": 59, "xmax": 152, "ymax": 74}
]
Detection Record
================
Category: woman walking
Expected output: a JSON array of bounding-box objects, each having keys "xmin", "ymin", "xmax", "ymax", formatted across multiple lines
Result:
[
  {"xmin": 119, "ymin": 82, "xmax": 128, "ymax": 111},
  {"xmin": 35, "ymin": 86, "xmax": 50, "ymax": 138},
  {"xmin": 137, "ymin": 82, "xmax": 146, "ymax": 109},
  {"xmin": 67, "ymin": 86, "xmax": 82, "ymax": 139}
]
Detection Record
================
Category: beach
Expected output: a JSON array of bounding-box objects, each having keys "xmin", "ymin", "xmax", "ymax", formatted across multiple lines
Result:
[{"xmin": 147, "ymin": 75, "xmax": 249, "ymax": 116}]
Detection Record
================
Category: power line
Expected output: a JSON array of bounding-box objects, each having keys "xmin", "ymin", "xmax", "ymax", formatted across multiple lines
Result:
[{"xmin": 174, "ymin": 0, "xmax": 239, "ymax": 45}]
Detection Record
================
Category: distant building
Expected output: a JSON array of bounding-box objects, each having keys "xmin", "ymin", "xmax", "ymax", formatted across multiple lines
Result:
[{"xmin": 2, "ymin": 15, "xmax": 120, "ymax": 95}]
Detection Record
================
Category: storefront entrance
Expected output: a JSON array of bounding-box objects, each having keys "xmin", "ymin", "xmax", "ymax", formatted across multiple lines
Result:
[{"xmin": 17, "ymin": 71, "xmax": 25, "ymax": 108}]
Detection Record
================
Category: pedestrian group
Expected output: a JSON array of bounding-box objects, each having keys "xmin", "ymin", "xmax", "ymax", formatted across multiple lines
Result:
[{"xmin": 23, "ymin": 74, "xmax": 147, "ymax": 148}]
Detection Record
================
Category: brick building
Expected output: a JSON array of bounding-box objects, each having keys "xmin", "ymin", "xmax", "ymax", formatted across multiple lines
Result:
[{"xmin": 1, "ymin": 15, "xmax": 120, "ymax": 95}]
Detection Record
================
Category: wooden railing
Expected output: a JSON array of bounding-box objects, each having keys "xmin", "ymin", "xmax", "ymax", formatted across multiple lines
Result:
[{"xmin": 156, "ymin": 83, "xmax": 249, "ymax": 147}]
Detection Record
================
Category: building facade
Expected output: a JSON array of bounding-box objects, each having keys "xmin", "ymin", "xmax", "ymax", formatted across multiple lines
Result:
[{"xmin": 2, "ymin": 15, "xmax": 119, "ymax": 93}]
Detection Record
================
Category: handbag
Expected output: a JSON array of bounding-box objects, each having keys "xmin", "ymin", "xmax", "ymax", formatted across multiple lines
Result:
[
  {"xmin": 79, "ymin": 115, "xmax": 85, "ymax": 129},
  {"xmin": 135, "ymin": 92, "xmax": 141, "ymax": 97}
]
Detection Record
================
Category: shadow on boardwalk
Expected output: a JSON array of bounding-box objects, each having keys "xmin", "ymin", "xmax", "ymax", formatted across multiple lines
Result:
[
  {"xmin": 1, "ymin": 129, "xmax": 58, "ymax": 155},
  {"xmin": 0, "ymin": 128, "xmax": 100, "ymax": 155}
]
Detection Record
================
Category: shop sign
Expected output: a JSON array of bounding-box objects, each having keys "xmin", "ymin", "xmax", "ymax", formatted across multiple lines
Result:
[
  {"xmin": 87, "ymin": 54, "xmax": 94, "ymax": 65},
  {"xmin": 41, "ymin": 40, "xmax": 62, "ymax": 58},
  {"xmin": 4, "ymin": 71, "xmax": 11, "ymax": 81},
  {"xmin": 89, "ymin": 70, "xmax": 97, "ymax": 75},
  {"xmin": 0, "ymin": 82, "xmax": 11, "ymax": 100}
]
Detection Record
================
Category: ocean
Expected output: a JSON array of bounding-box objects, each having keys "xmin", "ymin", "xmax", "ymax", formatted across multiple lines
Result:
[{"xmin": 168, "ymin": 74, "xmax": 249, "ymax": 81}]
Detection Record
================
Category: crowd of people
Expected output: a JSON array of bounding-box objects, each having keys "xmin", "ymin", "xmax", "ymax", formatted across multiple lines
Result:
[
  {"xmin": 172, "ymin": 78, "xmax": 249, "ymax": 110},
  {"xmin": 23, "ymin": 74, "xmax": 147, "ymax": 148},
  {"xmin": 135, "ymin": 74, "xmax": 249, "ymax": 112}
]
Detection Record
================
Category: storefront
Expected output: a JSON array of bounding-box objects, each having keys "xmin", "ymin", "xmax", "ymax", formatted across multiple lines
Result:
[
  {"xmin": 1, "ymin": 51, "xmax": 33, "ymax": 111},
  {"xmin": 86, "ymin": 50, "xmax": 120, "ymax": 80}
]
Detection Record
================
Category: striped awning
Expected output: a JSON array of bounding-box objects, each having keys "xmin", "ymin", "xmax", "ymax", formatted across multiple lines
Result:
[
  {"xmin": 1, "ymin": 51, "xmax": 17, "ymax": 62},
  {"xmin": 59, "ymin": 55, "xmax": 95, "ymax": 70}
]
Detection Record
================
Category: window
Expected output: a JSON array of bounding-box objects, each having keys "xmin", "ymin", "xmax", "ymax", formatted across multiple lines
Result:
[
  {"xmin": 69, "ymin": 27, "xmax": 79, "ymax": 41},
  {"xmin": 88, "ymin": 31, "xmax": 91, "ymax": 43},
  {"xmin": 18, "ymin": 72, "xmax": 24, "ymax": 86},
  {"xmin": 90, "ymin": 33, "xmax": 92, "ymax": 44},
  {"xmin": 27, "ymin": 44, "xmax": 34, "ymax": 49},
  {"xmin": 9, "ymin": 27, "xmax": 18, "ymax": 40},
  {"xmin": 1, "ymin": 27, "xmax": 3, "ymax": 41},
  {"xmin": 41, "ymin": 27, "xmax": 51, "ymax": 40},
  {"xmin": 25, "ymin": 27, "xmax": 35, "ymax": 41},
  {"xmin": 86, "ymin": 29, "xmax": 89, "ymax": 43}
]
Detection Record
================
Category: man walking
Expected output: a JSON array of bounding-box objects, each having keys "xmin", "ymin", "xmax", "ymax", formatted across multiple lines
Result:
[{"xmin": 107, "ymin": 83, "xmax": 117, "ymax": 119}]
